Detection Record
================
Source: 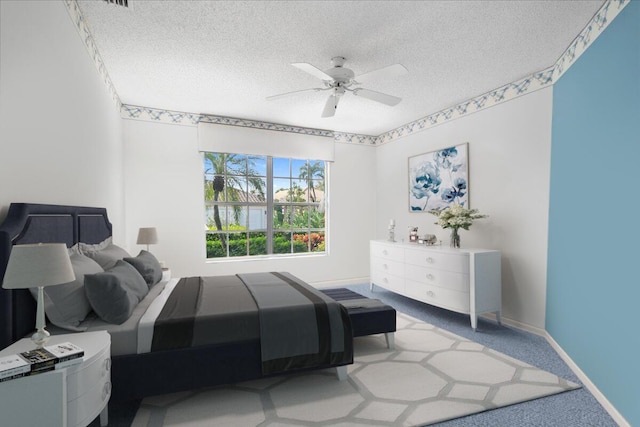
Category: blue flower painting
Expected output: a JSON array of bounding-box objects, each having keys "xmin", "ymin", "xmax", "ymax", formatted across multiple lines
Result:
[{"xmin": 409, "ymin": 143, "xmax": 469, "ymax": 212}]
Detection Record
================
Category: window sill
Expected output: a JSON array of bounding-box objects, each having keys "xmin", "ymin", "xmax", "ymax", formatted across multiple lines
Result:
[{"xmin": 205, "ymin": 252, "xmax": 327, "ymax": 263}]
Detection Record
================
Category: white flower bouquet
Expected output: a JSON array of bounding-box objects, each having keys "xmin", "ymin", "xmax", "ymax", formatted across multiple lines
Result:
[{"xmin": 429, "ymin": 204, "xmax": 487, "ymax": 247}]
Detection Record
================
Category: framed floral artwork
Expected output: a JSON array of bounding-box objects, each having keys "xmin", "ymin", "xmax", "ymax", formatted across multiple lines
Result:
[{"xmin": 408, "ymin": 142, "xmax": 469, "ymax": 212}]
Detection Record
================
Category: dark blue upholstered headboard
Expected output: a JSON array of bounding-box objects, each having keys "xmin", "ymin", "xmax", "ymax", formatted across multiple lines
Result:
[{"xmin": 0, "ymin": 203, "xmax": 112, "ymax": 349}]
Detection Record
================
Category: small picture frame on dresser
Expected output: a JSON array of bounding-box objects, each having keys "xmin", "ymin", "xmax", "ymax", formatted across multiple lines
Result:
[{"xmin": 409, "ymin": 227, "xmax": 419, "ymax": 242}]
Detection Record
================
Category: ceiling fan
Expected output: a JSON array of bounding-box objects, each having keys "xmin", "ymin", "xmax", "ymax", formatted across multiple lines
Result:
[{"xmin": 266, "ymin": 57, "xmax": 408, "ymax": 118}]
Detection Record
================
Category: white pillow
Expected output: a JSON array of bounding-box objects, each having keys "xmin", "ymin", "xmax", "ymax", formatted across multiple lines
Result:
[
  {"xmin": 29, "ymin": 250, "xmax": 103, "ymax": 331},
  {"xmin": 80, "ymin": 237, "xmax": 131, "ymax": 270}
]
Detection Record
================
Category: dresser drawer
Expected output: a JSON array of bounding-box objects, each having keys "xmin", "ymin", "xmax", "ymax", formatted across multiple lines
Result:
[
  {"xmin": 66, "ymin": 346, "xmax": 110, "ymax": 401},
  {"xmin": 404, "ymin": 248, "xmax": 469, "ymax": 274},
  {"xmin": 371, "ymin": 242, "xmax": 404, "ymax": 261},
  {"xmin": 405, "ymin": 279, "xmax": 470, "ymax": 313},
  {"xmin": 371, "ymin": 256, "xmax": 404, "ymax": 278},
  {"xmin": 67, "ymin": 376, "xmax": 111, "ymax": 427},
  {"xmin": 405, "ymin": 263, "xmax": 469, "ymax": 293},
  {"xmin": 371, "ymin": 270, "xmax": 404, "ymax": 294}
]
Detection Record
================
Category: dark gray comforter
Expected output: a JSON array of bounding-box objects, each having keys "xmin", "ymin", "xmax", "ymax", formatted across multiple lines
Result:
[{"xmin": 151, "ymin": 272, "xmax": 353, "ymax": 374}]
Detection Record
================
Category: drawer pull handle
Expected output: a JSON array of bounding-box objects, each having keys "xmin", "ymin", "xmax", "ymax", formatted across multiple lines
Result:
[
  {"xmin": 426, "ymin": 257, "xmax": 434, "ymax": 263},
  {"xmin": 382, "ymin": 250, "xmax": 388, "ymax": 255},
  {"xmin": 383, "ymin": 277, "xmax": 389, "ymax": 283},
  {"xmin": 104, "ymin": 358, "xmax": 111, "ymax": 373},
  {"xmin": 383, "ymin": 263, "xmax": 388, "ymax": 270},
  {"xmin": 102, "ymin": 382, "xmax": 112, "ymax": 400},
  {"xmin": 426, "ymin": 290, "xmax": 435, "ymax": 298},
  {"xmin": 426, "ymin": 274, "xmax": 434, "ymax": 280}
]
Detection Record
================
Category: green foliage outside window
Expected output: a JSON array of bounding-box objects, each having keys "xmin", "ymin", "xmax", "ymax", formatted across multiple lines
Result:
[
  {"xmin": 204, "ymin": 153, "xmax": 326, "ymax": 258},
  {"xmin": 206, "ymin": 233, "xmax": 314, "ymax": 258}
]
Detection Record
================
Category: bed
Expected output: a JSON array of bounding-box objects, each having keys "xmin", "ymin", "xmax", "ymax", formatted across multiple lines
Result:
[{"xmin": 0, "ymin": 203, "xmax": 354, "ymax": 402}]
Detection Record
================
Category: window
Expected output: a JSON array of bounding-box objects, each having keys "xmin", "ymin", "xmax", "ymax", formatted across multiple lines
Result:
[{"xmin": 204, "ymin": 153, "xmax": 326, "ymax": 258}]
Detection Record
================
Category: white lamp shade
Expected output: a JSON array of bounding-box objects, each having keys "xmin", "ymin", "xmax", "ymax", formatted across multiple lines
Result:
[
  {"xmin": 2, "ymin": 243, "xmax": 75, "ymax": 290},
  {"xmin": 137, "ymin": 227, "xmax": 158, "ymax": 245}
]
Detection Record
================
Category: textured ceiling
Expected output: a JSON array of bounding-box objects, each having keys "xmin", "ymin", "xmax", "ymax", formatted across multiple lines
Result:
[{"xmin": 77, "ymin": 0, "xmax": 603, "ymax": 136}]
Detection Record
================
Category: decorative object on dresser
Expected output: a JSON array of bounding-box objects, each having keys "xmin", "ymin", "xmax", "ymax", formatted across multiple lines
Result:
[
  {"xmin": 387, "ymin": 219, "xmax": 396, "ymax": 242},
  {"xmin": 0, "ymin": 331, "xmax": 111, "ymax": 427},
  {"xmin": 136, "ymin": 227, "xmax": 158, "ymax": 251},
  {"xmin": 429, "ymin": 203, "xmax": 488, "ymax": 248},
  {"xmin": 370, "ymin": 240, "xmax": 501, "ymax": 330},
  {"xmin": 2, "ymin": 243, "xmax": 75, "ymax": 348},
  {"xmin": 408, "ymin": 226, "xmax": 419, "ymax": 242},
  {"xmin": 423, "ymin": 233, "xmax": 437, "ymax": 245},
  {"xmin": 409, "ymin": 142, "xmax": 468, "ymax": 212}
]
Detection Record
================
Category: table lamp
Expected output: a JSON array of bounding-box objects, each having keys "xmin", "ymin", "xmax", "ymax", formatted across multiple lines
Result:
[
  {"xmin": 137, "ymin": 227, "xmax": 158, "ymax": 251},
  {"xmin": 2, "ymin": 243, "xmax": 75, "ymax": 348}
]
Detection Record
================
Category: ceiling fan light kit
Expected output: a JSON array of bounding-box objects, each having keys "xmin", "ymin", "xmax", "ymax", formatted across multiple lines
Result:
[{"xmin": 267, "ymin": 57, "xmax": 408, "ymax": 118}]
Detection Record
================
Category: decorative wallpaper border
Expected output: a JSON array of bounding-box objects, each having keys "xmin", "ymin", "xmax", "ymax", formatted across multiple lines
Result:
[
  {"xmin": 64, "ymin": 0, "xmax": 121, "ymax": 109},
  {"xmin": 199, "ymin": 114, "xmax": 334, "ymax": 137},
  {"xmin": 121, "ymin": 105, "xmax": 201, "ymax": 126},
  {"xmin": 376, "ymin": 65, "xmax": 556, "ymax": 145},
  {"xmin": 65, "ymin": 0, "xmax": 629, "ymax": 146},
  {"xmin": 552, "ymin": 0, "xmax": 626, "ymax": 80},
  {"xmin": 333, "ymin": 132, "xmax": 378, "ymax": 145},
  {"xmin": 121, "ymin": 105, "xmax": 334, "ymax": 138}
]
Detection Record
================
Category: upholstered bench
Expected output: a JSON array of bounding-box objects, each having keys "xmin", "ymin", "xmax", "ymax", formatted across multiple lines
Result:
[{"xmin": 321, "ymin": 288, "xmax": 396, "ymax": 349}]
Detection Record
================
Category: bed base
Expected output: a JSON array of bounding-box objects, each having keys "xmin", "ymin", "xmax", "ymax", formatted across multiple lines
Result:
[{"xmin": 0, "ymin": 203, "xmax": 356, "ymax": 403}]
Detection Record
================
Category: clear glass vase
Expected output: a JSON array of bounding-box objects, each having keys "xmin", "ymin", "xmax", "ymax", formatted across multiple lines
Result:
[{"xmin": 450, "ymin": 228, "xmax": 461, "ymax": 248}]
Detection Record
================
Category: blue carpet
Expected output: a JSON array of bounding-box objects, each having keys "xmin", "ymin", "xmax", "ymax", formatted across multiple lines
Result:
[{"xmin": 345, "ymin": 283, "xmax": 617, "ymax": 427}]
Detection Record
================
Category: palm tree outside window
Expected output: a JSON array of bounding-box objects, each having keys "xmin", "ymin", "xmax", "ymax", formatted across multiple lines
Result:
[{"xmin": 204, "ymin": 153, "xmax": 326, "ymax": 258}]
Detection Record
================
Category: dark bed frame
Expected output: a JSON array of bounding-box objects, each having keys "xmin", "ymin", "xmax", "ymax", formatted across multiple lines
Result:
[{"xmin": 0, "ymin": 203, "xmax": 346, "ymax": 401}]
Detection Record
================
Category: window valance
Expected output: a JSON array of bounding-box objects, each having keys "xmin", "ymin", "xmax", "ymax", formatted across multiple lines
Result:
[{"xmin": 197, "ymin": 123, "xmax": 335, "ymax": 162}]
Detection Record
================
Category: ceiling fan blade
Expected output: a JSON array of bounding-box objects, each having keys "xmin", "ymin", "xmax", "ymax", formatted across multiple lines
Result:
[
  {"xmin": 353, "ymin": 63, "xmax": 408, "ymax": 84},
  {"xmin": 266, "ymin": 87, "xmax": 323, "ymax": 101},
  {"xmin": 292, "ymin": 62, "xmax": 333, "ymax": 81},
  {"xmin": 353, "ymin": 88, "xmax": 402, "ymax": 106},
  {"xmin": 321, "ymin": 94, "xmax": 340, "ymax": 118}
]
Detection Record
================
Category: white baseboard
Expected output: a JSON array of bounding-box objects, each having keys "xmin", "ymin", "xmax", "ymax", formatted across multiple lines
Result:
[
  {"xmin": 481, "ymin": 313, "xmax": 547, "ymax": 336},
  {"xmin": 544, "ymin": 332, "xmax": 629, "ymax": 427},
  {"xmin": 467, "ymin": 314, "xmax": 628, "ymax": 426}
]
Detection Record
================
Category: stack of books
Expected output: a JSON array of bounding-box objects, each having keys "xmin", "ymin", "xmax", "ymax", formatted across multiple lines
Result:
[
  {"xmin": 0, "ymin": 342, "xmax": 84, "ymax": 382},
  {"xmin": 0, "ymin": 354, "xmax": 30, "ymax": 383}
]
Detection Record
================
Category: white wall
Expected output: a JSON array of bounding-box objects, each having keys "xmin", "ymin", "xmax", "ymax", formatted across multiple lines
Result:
[
  {"xmin": 0, "ymin": 1, "xmax": 124, "ymax": 238},
  {"xmin": 0, "ymin": 0, "xmax": 552, "ymax": 329},
  {"xmin": 123, "ymin": 119, "xmax": 376, "ymax": 286},
  {"xmin": 375, "ymin": 88, "xmax": 553, "ymax": 329}
]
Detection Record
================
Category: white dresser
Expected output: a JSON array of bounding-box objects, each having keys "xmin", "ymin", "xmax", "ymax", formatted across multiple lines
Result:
[
  {"xmin": 0, "ymin": 331, "xmax": 111, "ymax": 427},
  {"xmin": 370, "ymin": 240, "xmax": 501, "ymax": 329}
]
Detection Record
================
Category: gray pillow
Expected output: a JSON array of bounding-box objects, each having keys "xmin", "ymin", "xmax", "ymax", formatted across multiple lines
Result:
[
  {"xmin": 84, "ymin": 260, "xmax": 149, "ymax": 324},
  {"xmin": 29, "ymin": 250, "xmax": 103, "ymax": 331},
  {"xmin": 123, "ymin": 250, "xmax": 163, "ymax": 287},
  {"xmin": 80, "ymin": 238, "xmax": 131, "ymax": 270}
]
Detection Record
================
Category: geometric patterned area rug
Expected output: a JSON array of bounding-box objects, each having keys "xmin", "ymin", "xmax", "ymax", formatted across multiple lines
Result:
[{"xmin": 131, "ymin": 313, "xmax": 580, "ymax": 427}]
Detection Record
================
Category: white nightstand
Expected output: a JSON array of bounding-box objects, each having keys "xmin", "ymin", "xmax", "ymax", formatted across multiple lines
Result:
[{"xmin": 0, "ymin": 331, "xmax": 111, "ymax": 427}]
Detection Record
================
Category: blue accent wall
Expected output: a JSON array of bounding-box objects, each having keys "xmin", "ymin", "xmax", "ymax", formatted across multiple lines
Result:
[{"xmin": 547, "ymin": 2, "xmax": 639, "ymax": 425}]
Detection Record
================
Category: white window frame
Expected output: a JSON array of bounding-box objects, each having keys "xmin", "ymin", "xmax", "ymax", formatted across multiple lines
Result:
[{"xmin": 204, "ymin": 152, "xmax": 327, "ymax": 259}]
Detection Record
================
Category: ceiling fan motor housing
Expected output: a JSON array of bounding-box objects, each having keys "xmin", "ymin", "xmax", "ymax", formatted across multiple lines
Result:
[{"xmin": 325, "ymin": 56, "xmax": 355, "ymax": 87}]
